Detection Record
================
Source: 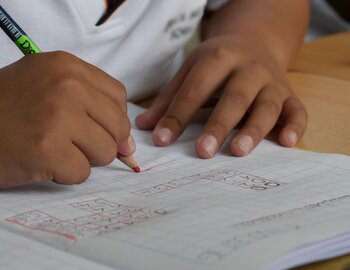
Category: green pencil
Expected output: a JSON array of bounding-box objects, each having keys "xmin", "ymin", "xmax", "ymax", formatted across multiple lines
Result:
[{"xmin": 0, "ymin": 5, "xmax": 41, "ymax": 54}]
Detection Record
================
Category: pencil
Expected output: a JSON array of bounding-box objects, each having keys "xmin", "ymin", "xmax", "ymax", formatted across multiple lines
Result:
[
  {"xmin": 0, "ymin": 4, "xmax": 140, "ymax": 173},
  {"xmin": 0, "ymin": 5, "xmax": 40, "ymax": 54},
  {"xmin": 117, "ymin": 153, "xmax": 141, "ymax": 173}
]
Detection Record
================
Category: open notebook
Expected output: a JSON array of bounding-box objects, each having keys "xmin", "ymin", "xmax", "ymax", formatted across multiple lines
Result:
[{"xmin": 1, "ymin": 103, "xmax": 350, "ymax": 270}]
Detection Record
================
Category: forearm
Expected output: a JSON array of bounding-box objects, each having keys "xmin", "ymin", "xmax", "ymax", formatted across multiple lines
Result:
[{"xmin": 202, "ymin": 0, "xmax": 309, "ymax": 70}]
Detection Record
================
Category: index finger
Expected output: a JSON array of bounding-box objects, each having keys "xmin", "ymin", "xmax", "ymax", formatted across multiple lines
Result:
[{"xmin": 153, "ymin": 57, "xmax": 233, "ymax": 146}]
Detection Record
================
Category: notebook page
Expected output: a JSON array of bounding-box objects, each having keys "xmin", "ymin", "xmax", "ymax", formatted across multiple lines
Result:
[
  {"xmin": 0, "ymin": 228, "xmax": 113, "ymax": 270},
  {"xmin": 0, "ymin": 103, "xmax": 349, "ymax": 269},
  {"xmin": 266, "ymin": 232, "xmax": 350, "ymax": 270}
]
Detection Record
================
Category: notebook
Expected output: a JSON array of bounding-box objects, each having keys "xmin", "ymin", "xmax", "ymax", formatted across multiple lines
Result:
[{"xmin": 0, "ymin": 103, "xmax": 350, "ymax": 270}]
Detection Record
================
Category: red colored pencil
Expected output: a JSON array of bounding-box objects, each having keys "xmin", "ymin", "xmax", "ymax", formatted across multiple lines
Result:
[{"xmin": 117, "ymin": 153, "xmax": 141, "ymax": 173}]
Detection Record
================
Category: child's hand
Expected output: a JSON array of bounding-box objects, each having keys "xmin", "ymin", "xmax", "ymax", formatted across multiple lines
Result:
[
  {"xmin": 136, "ymin": 35, "xmax": 307, "ymax": 158},
  {"xmin": 0, "ymin": 52, "xmax": 133, "ymax": 188}
]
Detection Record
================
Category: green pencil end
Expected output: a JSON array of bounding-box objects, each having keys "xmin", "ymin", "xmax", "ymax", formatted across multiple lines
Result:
[{"xmin": 16, "ymin": 35, "xmax": 41, "ymax": 55}]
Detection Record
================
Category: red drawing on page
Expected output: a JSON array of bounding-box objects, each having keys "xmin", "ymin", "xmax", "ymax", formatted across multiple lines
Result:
[
  {"xmin": 133, "ymin": 168, "xmax": 283, "ymax": 197},
  {"xmin": 195, "ymin": 169, "xmax": 283, "ymax": 190},
  {"xmin": 5, "ymin": 198, "xmax": 166, "ymax": 241}
]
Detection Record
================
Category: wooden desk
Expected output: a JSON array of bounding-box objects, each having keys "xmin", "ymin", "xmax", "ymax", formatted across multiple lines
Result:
[
  {"xmin": 290, "ymin": 31, "xmax": 350, "ymax": 270},
  {"xmin": 286, "ymin": 72, "xmax": 350, "ymax": 269},
  {"xmin": 289, "ymin": 31, "xmax": 350, "ymax": 269},
  {"xmin": 296, "ymin": 254, "xmax": 350, "ymax": 270},
  {"xmin": 290, "ymin": 32, "xmax": 350, "ymax": 80},
  {"xmin": 288, "ymin": 72, "xmax": 350, "ymax": 156}
]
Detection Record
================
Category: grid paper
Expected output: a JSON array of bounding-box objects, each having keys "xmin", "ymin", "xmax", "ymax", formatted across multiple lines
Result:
[
  {"xmin": 0, "ymin": 104, "xmax": 350, "ymax": 270},
  {"xmin": 0, "ymin": 228, "xmax": 113, "ymax": 270}
]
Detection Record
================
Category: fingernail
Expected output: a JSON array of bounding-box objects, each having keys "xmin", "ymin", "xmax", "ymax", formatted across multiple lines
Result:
[
  {"xmin": 127, "ymin": 136, "xmax": 136, "ymax": 152},
  {"xmin": 199, "ymin": 134, "xmax": 219, "ymax": 158},
  {"xmin": 237, "ymin": 135, "xmax": 254, "ymax": 154},
  {"xmin": 286, "ymin": 131, "xmax": 298, "ymax": 146},
  {"xmin": 156, "ymin": 128, "xmax": 174, "ymax": 145}
]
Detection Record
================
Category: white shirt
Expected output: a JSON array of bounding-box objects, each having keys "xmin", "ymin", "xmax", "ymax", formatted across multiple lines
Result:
[
  {"xmin": 308, "ymin": 0, "xmax": 350, "ymax": 40},
  {"xmin": 0, "ymin": 0, "xmax": 228, "ymax": 101}
]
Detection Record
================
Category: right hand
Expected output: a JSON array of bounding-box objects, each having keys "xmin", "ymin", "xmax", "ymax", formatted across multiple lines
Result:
[{"xmin": 0, "ymin": 51, "xmax": 132, "ymax": 188}]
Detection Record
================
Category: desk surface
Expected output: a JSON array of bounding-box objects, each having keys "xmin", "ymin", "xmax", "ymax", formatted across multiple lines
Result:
[
  {"xmin": 290, "ymin": 32, "xmax": 350, "ymax": 81},
  {"xmin": 287, "ymin": 33, "xmax": 350, "ymax": 270},
  {"xmin": 288, "ymin": 72, "xmax": 350, "ymax": 156},
  {"xmin": 287, "ymin": 72, "xmax": 350, "ymax": 270}
]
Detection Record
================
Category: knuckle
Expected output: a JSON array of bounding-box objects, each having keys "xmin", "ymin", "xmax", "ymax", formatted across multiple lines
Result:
[
  {"xmin": 225, "ymin": 90, "xmax": 250, "ymax": 108},
  {"xmin": 51, "ymin": 73, "xmax": 85, "ymax": 96},
  {"xmin": 260, "ymin": 99, "xmax": 282, "ymax": 115},
  {"xmin": 207, "ymin": 120, "xmax": 230, "ymax": 138},
  {"xmin": 34, "ymin": 132, "xmax": 55, "ymax": 157},
  {"xmin": 48, "ymin": 51, "xmax": 78, "ymax": 65},
  {"xmin": 248, "ymin": 125, "xmax": 263, "ymax": 141},
  {"xmin": 181, "ymin": 86, "xmax": 199, "ymax": 104},
  {"xmin": 45, "ymin": 55, "xmax": 87, "ymax": 97},
  {"xmin": 162, "ymin": 115, "xmax": 185, "ymax": 131},
  {"xmin": 213, "ymin": 47, "xmax": 231, "ymax": 61}
]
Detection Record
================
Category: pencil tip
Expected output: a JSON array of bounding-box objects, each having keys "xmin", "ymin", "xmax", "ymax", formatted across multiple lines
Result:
[{"xmin": 133, "ymin": 166, "xmax": 141, "ymax": 173}]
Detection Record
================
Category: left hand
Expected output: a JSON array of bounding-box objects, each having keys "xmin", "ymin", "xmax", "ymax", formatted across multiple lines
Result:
[{"xmin": 136, "ymin": 35, "xmax": 307, "ymax": 158}]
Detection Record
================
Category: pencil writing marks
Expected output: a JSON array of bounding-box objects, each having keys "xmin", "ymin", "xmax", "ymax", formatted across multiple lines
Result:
[
  {"xmin": 132, "ymin": 174, "xmax": 202, "ymax": 196},
  {"xmin": 196, "ymin": 169, "xmax": 283, "ymax": 190},
  {"xmin": 5, "ymin": 199, "xmax": 167, "ymax": 241},
  {"xmin": 69, "ymin": 198, "xmax": 123, "ymax": 213},
  {"xmin": 212, "ymin": 195, "xmax": 350, "ymax": 254},
  {"xmin": 5, "ymin": 210, "xmax": 89, "ymax": 241},
  {"xmin": 133, "ymin": 168, "xmax": 282, "ymax": 197}
]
